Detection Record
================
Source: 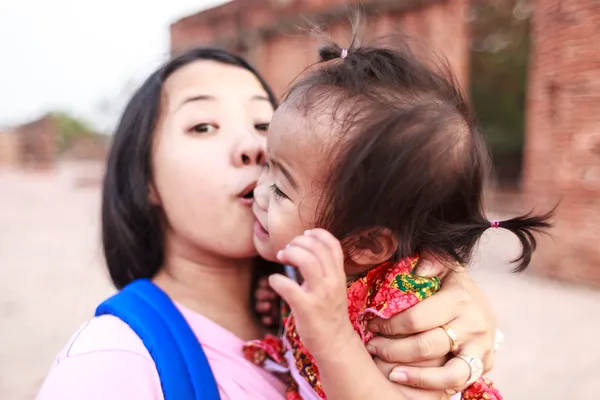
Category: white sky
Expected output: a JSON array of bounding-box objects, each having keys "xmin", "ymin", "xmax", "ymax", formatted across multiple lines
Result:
[{"xmin": 0, "ymin": 0, "xmax": 229, "ymax": 132}]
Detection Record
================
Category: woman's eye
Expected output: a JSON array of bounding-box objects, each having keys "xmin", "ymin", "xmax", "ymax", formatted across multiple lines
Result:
[
  {"xmin": 269, "ymin": 184, "xmax": 288, "ymax": 200},
  {"xmin": 255, "ymin": 123, "xmax": 269, "ymax": 132},
  {"xmin": 191, "ymin": 123, "xmax": 217, "ymax": 134}
]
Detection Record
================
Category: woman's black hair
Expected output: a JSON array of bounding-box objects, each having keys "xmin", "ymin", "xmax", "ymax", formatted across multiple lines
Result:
[{"xmin": 102, "ymin": 48, "xmax": 278, "ymax": 289}]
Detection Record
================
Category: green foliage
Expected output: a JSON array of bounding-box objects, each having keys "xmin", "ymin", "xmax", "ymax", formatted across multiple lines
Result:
[
  {"xmin": 50, "ymin": 111, "xmax": 96, "ymax": 152},
  {"xmin": 470, "ymin": 0, "xmax": 532, "ymax": 182}
]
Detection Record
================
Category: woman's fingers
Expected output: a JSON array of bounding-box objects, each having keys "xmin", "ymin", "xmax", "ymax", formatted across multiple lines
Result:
[
  {"xmin": 413, "ymin": 251, "xmax": 446, "ymax": 277},
  {"xmin": 256, "ymin": 300, "xmax": 272, "ymax": 313},
  {"xmin": 256, "ymin": 283, "xmax": 277, "ymax": 301},
  {"xmin": 388, "ymin": 342, "xmax": 486, "ymax": 392},
  {"xmin": 367, "ymin": 320, "xmax": 464, "ymax": 363},
  {"xmin": 368, "ymin": 279, "xmax": 467, "ymax": 335},
  {"xmin": 373, "ymin": 357, "xmax": 446, "ymax": 381},
  {"xmin": 387, "ymin": 356, "xmax": 471, "ymax": 390}
]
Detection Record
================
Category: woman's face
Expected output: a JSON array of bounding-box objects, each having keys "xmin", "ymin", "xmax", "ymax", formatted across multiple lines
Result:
[{"xmin": 151, "ymin": 60, "xmax": 274, "ymax": 262}]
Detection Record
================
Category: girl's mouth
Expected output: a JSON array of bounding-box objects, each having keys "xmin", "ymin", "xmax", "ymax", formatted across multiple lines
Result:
[{"xmin": 253, "ymin": 219, "xmax": 270, "ymax": 240}]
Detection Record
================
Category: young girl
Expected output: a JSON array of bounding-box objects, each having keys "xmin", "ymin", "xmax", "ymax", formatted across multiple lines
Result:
[{"xmin": 245, "ymin": 36, "xmax": 552, "ymax": 399}]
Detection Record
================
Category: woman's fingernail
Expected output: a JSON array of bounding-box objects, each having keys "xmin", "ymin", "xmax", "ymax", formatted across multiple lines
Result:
[
  {"xmin": 366, "ymin": 343, "xmax": 377, "ymax": 354},
  {"xmin": 276, "ymin": 250, "xmax": 284, "ymax": 260},
  {"xmin": 389, "ymin": 369, "xmax": 408, "ymax": 383},
  {"xmin": 417, "ymin": 260, "xmax": 436, "ymax": 276},
  {"xmin": 368, "ymin": 323, "xmax": 380, "ymax": 333},
  {"xmin": 304, "ymin": 229, "xmax": 313, "ymax": 235}
]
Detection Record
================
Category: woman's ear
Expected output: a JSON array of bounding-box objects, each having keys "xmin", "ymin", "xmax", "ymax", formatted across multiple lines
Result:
[
  {"xmin": 348, "ymin": 227, "xmax": 397, "ymax": 267},
  {"xmin": 148, "ymin": 183, "xmax": 161, "ymax": 206}
]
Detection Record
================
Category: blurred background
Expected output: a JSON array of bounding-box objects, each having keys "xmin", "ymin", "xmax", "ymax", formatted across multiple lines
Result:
[{"xmin": 1, "ymin": 0, "xmax": 599, "ymax": 398}]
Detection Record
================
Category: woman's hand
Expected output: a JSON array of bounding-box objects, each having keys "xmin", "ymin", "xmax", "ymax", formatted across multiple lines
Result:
[
  {"xmin": 365, "ymin": 253, "xmax": 497, "ymax": 393},
  {"xmin": 254, "ymin": 277, "xmax": 279, "ymax": 328}
]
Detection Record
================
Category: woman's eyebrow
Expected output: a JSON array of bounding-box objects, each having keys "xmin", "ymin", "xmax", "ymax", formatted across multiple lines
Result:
[
  {"xmin": 251, "ymin": 95, "xmax": 271, "ymax": 103},
  {"xmin": 176, "ymin": 95, "xmax": 215, "ymax": 111}
]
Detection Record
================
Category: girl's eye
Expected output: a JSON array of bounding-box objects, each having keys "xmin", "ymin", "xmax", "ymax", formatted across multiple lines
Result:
[
  {"xmin": 191, "ymin": 123, "xmax": 217, "ymax": 134},
  {"xmin": 255, "ymin": 123, "xmax": 269, "ymax": 132},
  {"xmin": 269, "ymin": 184, "xmax": 288, "ymax": 200}
]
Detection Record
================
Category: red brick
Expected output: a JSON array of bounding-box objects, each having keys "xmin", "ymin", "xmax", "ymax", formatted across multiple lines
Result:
[
  {"xmin": 169, "ymin": 0, "xmax": 470, "ymax": 98},
  {"xmin": 0, "ymin": 115, "xmax": 58, "ymax": 170},
  {"xmin": 523, "ymin": 0, "xmax": 600, "ymax": 286}
]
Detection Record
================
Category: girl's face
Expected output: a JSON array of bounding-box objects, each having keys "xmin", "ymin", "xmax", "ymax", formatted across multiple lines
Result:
[
  {"xmin": 252, "ymin": 104, "xmax": 330, "ymax": 261},
  {"xmin": 151, "ymin": 60, "xmax": 274, "ymax": 262}
]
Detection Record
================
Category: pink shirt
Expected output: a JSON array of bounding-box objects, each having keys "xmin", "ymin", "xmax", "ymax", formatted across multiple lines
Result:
[{"xmin": 37, "ymin": 305, "xmax": 286, "ymax": 400}]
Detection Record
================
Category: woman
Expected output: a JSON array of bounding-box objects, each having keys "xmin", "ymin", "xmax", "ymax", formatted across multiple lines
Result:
[{"xmin": 38, "ymin": 48, "xmax": 497, "ymax": 399}]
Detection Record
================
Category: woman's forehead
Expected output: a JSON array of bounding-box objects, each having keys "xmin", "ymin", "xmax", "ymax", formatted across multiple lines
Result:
[{"xmin": 163, "ymin": 60, "xmax": 268, "ymax": 105}]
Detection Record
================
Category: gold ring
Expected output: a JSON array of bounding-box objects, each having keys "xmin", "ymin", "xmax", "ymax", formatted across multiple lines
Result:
[{"xmin": 440, "ymin": 324, "xmax": 459, "ymax": 353}]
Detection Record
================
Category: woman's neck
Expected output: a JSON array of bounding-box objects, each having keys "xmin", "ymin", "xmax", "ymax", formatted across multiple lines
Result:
[{"xmin": 153, "ymin": 243, "xmax": 264, "ymax": 341}]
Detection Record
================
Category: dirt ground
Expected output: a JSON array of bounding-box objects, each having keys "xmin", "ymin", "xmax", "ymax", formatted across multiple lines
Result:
[{"xmin": 1, "ymin": 161, "xmax": 599, "ymax": 399}]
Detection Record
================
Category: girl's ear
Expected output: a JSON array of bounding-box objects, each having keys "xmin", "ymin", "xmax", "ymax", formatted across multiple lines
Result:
[{"xmin": 347, "ymin": 227, "xmax": 397, "ymax": 266}]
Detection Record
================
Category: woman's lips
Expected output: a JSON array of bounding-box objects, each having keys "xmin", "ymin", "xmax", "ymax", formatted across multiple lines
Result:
[
  {"xmin": 238, "ymin": 182, "xmax": 256, "ymax": 206},
  {"xmin": 239, "ymin": 196, "xmax": 254, "ymax": 206}
]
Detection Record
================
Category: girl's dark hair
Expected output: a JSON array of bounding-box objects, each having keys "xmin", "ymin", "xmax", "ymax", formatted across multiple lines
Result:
[
  {"xmin": 285, "ymin": 36, "xmax": 553, "ymax": 272},
  {"xmin": 102, "ymin": 48, "xmax": 278, "ymax": 289}
]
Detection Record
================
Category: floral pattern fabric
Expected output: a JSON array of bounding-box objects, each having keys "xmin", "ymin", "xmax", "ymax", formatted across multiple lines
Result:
[{"xmin": 243, "ymin": 257, "xmax": 502, "ymax": 400}]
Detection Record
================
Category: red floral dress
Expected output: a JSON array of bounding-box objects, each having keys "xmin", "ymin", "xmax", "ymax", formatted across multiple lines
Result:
[{"xmin": 243, "ymin": 257, "xmax": 502, "ymax": 400}]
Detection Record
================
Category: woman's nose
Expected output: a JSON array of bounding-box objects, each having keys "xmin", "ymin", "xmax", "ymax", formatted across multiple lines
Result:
[{"xmin": 233, "ymin": 136, "xmax": 265, "ymax": 167}]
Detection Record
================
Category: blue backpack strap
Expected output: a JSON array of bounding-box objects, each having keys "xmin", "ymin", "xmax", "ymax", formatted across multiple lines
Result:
[{"xmin": 95, "ymin": 279, "xmax": 220, "ymax": 400}]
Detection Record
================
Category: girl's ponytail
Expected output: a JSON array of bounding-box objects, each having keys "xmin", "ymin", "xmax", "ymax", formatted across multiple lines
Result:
[{"xmin": 493, "ymin": 208, "xmax": 556, "ymax": 272}]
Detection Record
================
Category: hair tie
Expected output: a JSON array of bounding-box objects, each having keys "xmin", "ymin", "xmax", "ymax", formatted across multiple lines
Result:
[
  {"xmin": 341, "ymin": 48, "xmax": 348, "ymax": 59},
  {"xmin": 490, "ymin": 220, "xmax": 500, "ymax": 229}
]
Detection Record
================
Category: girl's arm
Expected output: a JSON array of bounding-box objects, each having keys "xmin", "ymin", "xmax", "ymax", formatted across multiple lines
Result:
[
  {"xmin": 271, "ymin": 229, "xmax": 448, "ymax": 400},
  {"xmin": 312, "ymin": 327, "xmax": 448, "ymax": 400},
  {"xmin": 255, "ymin": 252, "xmax": 498, "ymax": 394}
]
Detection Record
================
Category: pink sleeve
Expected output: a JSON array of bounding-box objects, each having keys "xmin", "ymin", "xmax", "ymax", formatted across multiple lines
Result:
[{"xmin": 37, "ymin": 350, "xmax": 163, "ymax": 400}]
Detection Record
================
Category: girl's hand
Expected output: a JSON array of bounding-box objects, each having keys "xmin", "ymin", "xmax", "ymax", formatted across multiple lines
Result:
[
  {"xmin": 365, "ymin": 254, "xmax": 496, "ymax": 393},
  {"xmin": 268, "ymin": 229, "xmax": 355, "ymax": 357}
]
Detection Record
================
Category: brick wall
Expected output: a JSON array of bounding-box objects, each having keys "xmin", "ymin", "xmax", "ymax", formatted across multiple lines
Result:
[
  {"xmin": 0, "ymin": 130, "xmax": 19, "ymax": 167},
  {"xmin": 170, "ymin": 0, "xmax": 471, "ymax": 98},
  {"xmin": 523, "ymin": 0, "xmax": 600, "ymax": 286},
  {"xmin": 0, "ymin": 115, "xmax": 58, "ymax": 170}
]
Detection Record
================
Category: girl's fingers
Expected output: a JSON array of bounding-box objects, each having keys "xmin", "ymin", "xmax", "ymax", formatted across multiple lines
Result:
[
  {"xmin": 305, "ymin": 229, "xmax": 345, "ymax": 274},
  {"xmin": 268, "ymin": 273, "xmax": 309, "ymax": 313},
  {"xmin": 277, "ymin": 242, "xmax": 323, "ymax": 288}
]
